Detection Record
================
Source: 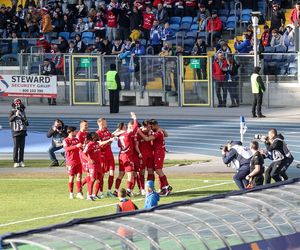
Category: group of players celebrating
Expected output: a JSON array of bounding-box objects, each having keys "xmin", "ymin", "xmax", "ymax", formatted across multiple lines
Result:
[{"xmin": 62, "ymin": 112, "xmax": 172, "ymax": 201}]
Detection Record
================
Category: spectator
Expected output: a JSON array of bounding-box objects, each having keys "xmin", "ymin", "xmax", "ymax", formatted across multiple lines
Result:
[
  {"xmin": 212, "ymin": 52, "xmax": 229, "ymax": 107},
  {"xmin": 40, "ymin": 8, "xmax": 53, "ymax": 42},
  {"xmin": 106, "ymin": 63, "xmax": 121, "ymax": 113},
  {"xmin": 7, "ymin": 16, "xmax": 21, "ymax": 37},
  {"xmin": 52, "ymin": 11, "xmax": 64, "ymax": 33},
  {"xmin": 207, "ymin": 10, "xmax": 222, "ymax": 47},
  {"xmin": 260, "ymin": 24, "xmax": 271, "ymax": 49},
  {"xmin": 131, "ymin": 41, "xmax": 145, "ymax": 87},
  {"xmin": 142, "ymin": 6, "xmax": 155, "ymax": 40},
  {"xmin": 289, "ymin": 1, "xmax": 300, "ymax": 27},
  {"xmin": 129, "ymin": 7, "xmax": 142, "ymax": 32},
  {"xmin": 156, "ymin": 3, "xmax": 168, "ymax": 25},
  {"xmin": 57, "ymin": 36, "xmax": 69, "ymax": 53},
  {"xmin": 74, "ymin": 34, "xmax": 87, "ymax": 53},
  {"xmin": 163, "ymin": 0, "xmax": 174, "ymax": 17},
  {"xmin": 86, "ymin": 16, "xmax": 95, "ymax": 31},
  {"xmin": 75, "ymin": 17, "xmax": 88, "ymax": 32},
  {"xmin": 62, "ymin": 14, "xmax": 74, "ymax": 32},
  {"xmin": 144, "ymin": 180, "xmax": 160, "ymax": 209},
  {"xmin": 75, "ymin": 0, "xmax": 88, "ymax": 18},
  {"xmin": 41, "ymin": 59, "xmax": 57, "ymax": 105},
  {"xmin": 234, "ymin": 34, "xmax": 252, "ymax": 53},
  {"xmin": 159, "ymin": 41, "xmax": 172, "ymax": 56},
  {"xmin": 150, "ymin": 20, "xmax": 163, "ymax": 54},
  {"xmin": 192, "ymin": 37, "xmax": 207, "ymax": 79},
  {"xmin": 161, "ymin": 22, "xmax": 173, "ymax": 41},
  {"xmin": 0, "ymin": 5, "xmax": 8, "ymax": 38},
  {"xmin": 282, "ymin": 24, "xmax": 295, "ymax": 48},
  {"xmin": 24, "ymin": 12, "xmax": 39, "ymax": 38},
  {"xmin": 206, "ymin": 0, "xmax": 222, "ymax": 14},
  {"xmin": 90, "ymin": 36, "xmax": 103, "ymax": 53},
  {"xmin": 8, "ymin": 31, "xmax": 26, "ymax": 55},
  {"xmin": 100, "ymin": 37, "xmax": 112, "ymax": 55},
  {"xmin": 173, "ymin": 0, "xmax": 184, "ymax": 17},
  {"xmin": 36, "ymin": 36, "xmax": 51, "ymax": 53},
  {"xmin": 270, "ymin": 1, "xmax": 285, "ymax": 32},
  {"xmin": 52, "ymin": 49, "xmax": 64, "ymax": 76},
  {"xmin": 94, "ymin": 10, "xmax": 106, "ymax": 39},
  {"xmin": 184, "ymin": 0, "xmax": 197, "ymax": 17},
  {"xmin": 68, "ymin": 41, "xmax": 77, "ymax": 53},
  {"xmin": 118, "ymin": 0, "xmax": 131, "ymax": 41},
  {"xmin": 47, "ymin": 119, "xmax": 68, "ymax": 167},
  {"xmin": 227, "ymin": 58, "xmax": 240, "ymax": 107},
  {"xmin": 116, "ymin": 188, "xmax": 138, "ymax": 212},
  {"xmin": 111, "ymin": 38, "xmax": 125, "ymax": 55},
  {"xmin": 107, "ymin": 0, "xmax": 120, "ymax": 42},
  {"xmin": 216, "ymin": 42, "xmax": 232, "ymax": 59},
  {"xmin": 197, "ymin": 4, "xmax": 210, "ymax": 31},
  {"xmin": 9, "ymin": 98, "xmax": 29, "ymax": 168},
  {"xmin": 131, "ymin": 40, "xmax": 145, "ymax": 56},
  {"xmin": 270, "ymin": 28, "xmax": 283, "ymax": 47},
  {"xmin": 246, "ymin": 141, "xmax": 264, "ymax": 187}
]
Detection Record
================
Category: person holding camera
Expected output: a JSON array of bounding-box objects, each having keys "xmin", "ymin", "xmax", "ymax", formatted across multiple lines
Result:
[
  {"xmin": 222, "ymin": 141, "xmax": 252, "ymax": 190},
  {"xmin": 47, "ymin": 119, "xmax": 67, "ymax": 167},
  {"xmin": 246, "ymin": 141, "xmax": 265, "ymax": 187},
  {"xmin": 261, "ymin": 128, "xmax": 286, "ymax": 184},
  {"xmin": 9, "ymin": 99, "xmax": 29, "ymax": 168},
  {"xmin": 279, "ymin": 134, "xmax": 294, "ymax": 181}
]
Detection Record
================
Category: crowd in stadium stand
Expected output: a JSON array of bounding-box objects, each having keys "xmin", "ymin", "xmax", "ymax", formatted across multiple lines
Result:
[{"xmin": 0, "ymin": 0, "xmax": 298, "ymax": 81}]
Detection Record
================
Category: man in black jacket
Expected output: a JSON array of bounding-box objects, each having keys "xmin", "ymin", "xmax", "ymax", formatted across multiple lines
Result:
[
  {"xmin": 270, "ymin": 2, "xmax": 285, "ymax": 32},
  {"xmin": 47, "ymin": 119, "xmax": 67, "ymax": 167},
  {"xmin": 9, "ymin": 98, "xmax": 29, "ymax": 168},
  {"xmin": 262, "ymin": 128, "xmax": 286, "ymax": 184},
  {"xmin": 251, "ymin": 66, "xmax": 266, "ymax": 118},
  {"xmin": 41, "ymin": 58, "xmax": 57, "ymax": 105}
]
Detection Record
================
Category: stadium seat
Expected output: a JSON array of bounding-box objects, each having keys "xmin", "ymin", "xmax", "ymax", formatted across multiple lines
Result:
[
  {"xmin": 229, "ymin": 9, "xmax": 241, "ymax": 18},
  {"xmin": 258, "ymin": 1, "xmax": 266, "ymax": 13},
  {"xmin": 170, "ymin": 16, "xmax": 181, "ymax": 24},
  {"xmin": 219, "ymin": 16, "xmax": 228, "ymax": 23},
  {"xmin": 190, "ymin": 24, "xmax": 199, "ymax": 31},
  {"xmin": 70, "ymin": 32, "xmax": 82, "ymax": 39},
  {"xmin": 197, "ymin": 31, "xmax": 207, "ymax": 41},
  {"xmin": 82, "ymin": 17, "xmax": 88, "ymax": 23},
  {"xmin": 82, "ymin": 38, "xmax": 95, "ymax": 45},
  {"xmin": 179, "ymin": 23, "xmax": 191, "ymax": 32},
  {"xmin": 58, "ymin": 32, "xmax": 70, "ymax": 40},
  {"xmin": 181, "ymin": 16, "xmax": 193, "ymax": 24},
  {"xmin": 82, "ymin": 31, "xmax": 94, "ymax": 39},
  {"xmin": 176, "ymin": 31, "xmax": 186, "ymax": 39},
  {"xmin": 241, "ymin": 9, "xmax": 252, "ymax": 23},
  {"xmin": 218, "ymin": 9, "xmax": 229, "ymax": 17},
  {"xmin": 192, "ymin": 17, "xmax": 198, "ymax": 23},
  {"xmin": 185, "ymin": 31, "xmax": 197, "ymax": 39},
  {"xmin": 170, "ymin": 24, "xmax": 180, "ymax": 32}
]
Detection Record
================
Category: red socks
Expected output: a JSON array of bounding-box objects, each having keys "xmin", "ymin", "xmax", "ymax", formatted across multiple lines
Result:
[
  {"xmin": 147, "ymin": 173, "xmax": 155, "ymax": 181},
  {"xmin": 140, "ymin": 174, "xmax": 145, "ymax": 190},
  {"xmin": 88, "ymin": 179, "xmax": 94, "ymax": 196},
  {"xmin": 68, "ymin": 182, "xmax": 74, "ymax": 193},
  {"xmin": 115, "ymin": 178, "xmax": 122, "ymax": 190},
  {"xmin": 81, "ymin": 176, "xmax": 90, "ymax": 187},
  {"xmin": 159, "ymin": 175, "xmax": 169, "ymax": 189},
  {"xmin": 127, "ymin": 180, "xmax": 132, "ymax": 190},
  {"xmin": 108, "ymin": 175, "xmax": 114, "ymax": 190},
  {"xmin": 94, "ymin": 181, "xmax": 100, "ymax": 196},
  {"xmin": 76, "ymin": 181, "xmax": 81, "ymax": 193}
]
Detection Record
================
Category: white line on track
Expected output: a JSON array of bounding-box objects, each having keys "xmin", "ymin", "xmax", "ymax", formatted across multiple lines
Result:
[{"xmin": 0, "ymin": 182, "xmax": 232, "ymax": 228}]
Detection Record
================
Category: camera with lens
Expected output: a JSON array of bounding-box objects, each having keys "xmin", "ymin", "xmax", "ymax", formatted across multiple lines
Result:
[
  {"xmin": 254, "ymin": 134, "xmax": 267, "ymax": 140},
  {"xmin": 56, "ymin": 126, "xmax": 62, "ymax": 131},
  {"xmin": 15, "ymin": 104, "xmax": 21, "ymax": 110}
]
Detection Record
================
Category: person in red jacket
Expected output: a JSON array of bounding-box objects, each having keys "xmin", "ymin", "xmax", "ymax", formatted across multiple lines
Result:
[
  {"xmin": 212, "ymin": 52, "xmax": 230, "ymax": 107},
  {"xmin": 289, "ymin": 2, "xmax": 300, "ymax": 27},
  {"xmin": 142, "ymin": 6, "xmax": 155, "ymax": 40},
  {"xmin": 107, "ymin": 0, "xmax": 120, "ymax": 41},
  {"xmin": 207, "ymin": 10, "xmax": 223, "ymax": 47},
  {"xmin": 36, "ymin": 36, "xmax": 51, "ymax": 53}
]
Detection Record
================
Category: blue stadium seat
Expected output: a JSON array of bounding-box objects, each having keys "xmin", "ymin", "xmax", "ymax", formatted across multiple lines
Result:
[
  {"xmin": 82, "ymin": 17, "xmax": 88, "ymax": 23},
  {"xmin": 58, "ymin": 32, "xmax": 70, "ymax": 40},
  {"xmin": 170, "ymin": 16, "xmax": 181, "ymax": 24},
  {"xmin": 258, "ymin": 1, "xmax": 266, "ymax": 13},
  {"xmin": 218, "ymin": 9, "xmax": 229, "ymax": 17},
  {"xmin": 176, "ymin": 31, "xmax": 186, "ymax": 39},
  {"xmin": 227, "ymin": 15, "xmax": 239, "ymax": 22},
  {"xmin": 82, "ymin": 38, "xmax": 95, "ymax": 45},
  {"xmin": 82, "ymin": 31, "xmax": 94, "ymax": 39},
  {"xmin": 241, "ymin": 10, "xmax": 252, "ymax": 23},
  {"xmin": 242, "ymin": 9, "xmax": 252, "ymax": 15},
  {"xmin": 193, "ymin": 17, "xmax": 198, "ymax": 23},
  {"xmin": 70, "ymin": 32, "xmax": 82, "ymax": 39},
  {"xmin": 219, "ymin": 16, "xmax": 228, "ymax": 23},
  {"xmin": 185, "ymin": 31, "xmax": 197, "ymax": 39},
  {"xmin": 190, "ymin": 24, "xmax": 199, "ymax": 31},
  {"xmin": 179, "ymin": 23, "xmax": 191, "ymax": 31},
  {"xmin": 229, "ymin": 9, "xmax": 241, "ymax": 18},
  {"xmin": 197, "ymin": 31, "xmax": 207, "ymax": 40},
  {"xmin": 181, "ymin": 16, "xmax": 193, "ymax": 24},
  {"xmin": 170, "ymin": 24, "xmax": 180, "ymax": 32},
  {"xmin": 226, "ymin": 17, "xmax": 238, "ymax": 31},
  {"xmin": 275, "ymin": 45, "xmax": 287, "ymax": 53}
]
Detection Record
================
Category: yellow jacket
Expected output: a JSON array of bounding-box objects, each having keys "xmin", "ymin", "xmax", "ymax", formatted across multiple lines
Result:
[{"xmin": 42, "ymin": 14, "xmax": 53, "ymax": 33}]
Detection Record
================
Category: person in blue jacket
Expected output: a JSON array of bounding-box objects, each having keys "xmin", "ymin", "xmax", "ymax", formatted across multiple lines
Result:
[
  {"xmin": 234, "ymin": 34, "xmax": 252, "ymax": 53},
  {"xmin": 144, "ymin": 180, "xmax": 160, "ymax": 209},
  {"xmin": 221, "ymin": 141, "xmax": 252, "ymax": 190}
]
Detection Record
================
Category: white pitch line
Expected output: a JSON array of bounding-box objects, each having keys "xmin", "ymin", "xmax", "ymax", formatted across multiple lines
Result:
[{"xmin": 0, "ymin": 182, "xmax": 232, "ymax": 228}]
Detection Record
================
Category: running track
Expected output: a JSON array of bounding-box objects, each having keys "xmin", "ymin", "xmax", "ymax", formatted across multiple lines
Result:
[{"xmin": 1, "ymin": 117, "xmax": 300, "ymax": 161}]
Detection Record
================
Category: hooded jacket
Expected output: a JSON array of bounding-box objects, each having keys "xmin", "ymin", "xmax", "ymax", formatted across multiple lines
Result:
[{"xmin": 144, "ymin": 191, "xmax": 160, "ymax": 209}]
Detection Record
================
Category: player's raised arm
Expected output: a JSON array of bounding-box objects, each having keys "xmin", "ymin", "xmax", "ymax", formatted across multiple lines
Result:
[{"xmin": 137, "ymin": 129, "xmax": 155, "ymax": 141}]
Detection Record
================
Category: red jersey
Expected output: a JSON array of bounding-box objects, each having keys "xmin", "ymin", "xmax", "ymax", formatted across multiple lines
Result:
[
  {"xmin": 76, "ymin": 131, "xmax": 87, "ymax": 144},
  {"xmin": 84, "ymin": 141, "xmax": 102, "ymax": 169},
  {"xmin": 63, "ymin": 137, "xmax": 81, "ymax": 166},
  {"xmin": 143, "ymin": 12, "xmax": 155, "ymax": 30},
  {"xmin": 107, "ymin": 10, "xmax": 118, "ymax": 28},
  {"xmin": 152, "ymin": 130, "xmax": 165, "ymax": 152},
  {"xmin": 96, "ymin": 128, "xmax": 113, "ymax": 155},
  {"xmin": 118, "ymin": 120, "xmax": 138, "ymax": 157},
  {"xmin": 137, "ymin": 130, "xmax": 153, "ymax": 155},
  {"xmin": 185, "ymin": 0, "xmax": 196, "ymax": 7}
]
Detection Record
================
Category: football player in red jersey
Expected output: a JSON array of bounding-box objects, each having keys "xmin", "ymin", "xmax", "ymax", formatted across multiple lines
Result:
[
  {"xmin": 113, "ymin": 112, "xmax": 139, "ymax": 197},
  {"xmin": 137, "ymin": 119, "xmax": 172, "ymax": 196},
  {"xmin": 63, "ymin": 126, "xmax": 84, "ymax": 199},
  {"xmin": 96, "ymin": 118, "xmax": 116, "ymax": 197},
  {"xmin": 77, "ymin": 120, "xmax": 89, "ymax": 191},
  {"xmin": 83, "ymin": 132, "xmax": 104, "ymax": 201},
  {"xmin": 135, "ymin": 120, "xmax": 154, "ymax": 195}
]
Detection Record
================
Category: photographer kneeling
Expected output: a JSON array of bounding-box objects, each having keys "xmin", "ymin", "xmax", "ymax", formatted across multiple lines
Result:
[
  {"xmin": 222, "ymin": 141, "xmax": 252, "ymax": 190},
  {"xmin": 47, "ymin": 119, "xmax": 67, "ymax": 167},
  {"xmin": 246, "ymin": 141, "xmax": 264, "ymax": 187},
  {"xmin": 261, "ymin": 129, "xmax": 290, "ymax": 183}
]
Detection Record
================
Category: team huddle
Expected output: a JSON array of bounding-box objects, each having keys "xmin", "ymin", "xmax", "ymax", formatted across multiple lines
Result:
[{"xmin": 62, "ymin": 112, "xmax": 172, "ymax": 200}]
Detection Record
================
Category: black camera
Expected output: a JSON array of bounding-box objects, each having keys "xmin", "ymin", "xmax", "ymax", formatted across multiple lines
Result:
[
  {"xmin": 254, "ymin": 134, "xmax": 265, "ymax": 140},
  {"xmin": 220, "ymin": 145, "xmax": 228, "ymax": 151},
  {"xmin": 15, "ymin": 104, "xmax": 21, "ymax": 111},
  {"xmin": 57, "ymin": 126, "xmax": 62, "ymax": 131}
]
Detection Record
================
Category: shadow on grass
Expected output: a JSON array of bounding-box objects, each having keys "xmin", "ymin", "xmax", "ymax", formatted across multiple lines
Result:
[{"xmin": 171, "ymin": 189, "xmax": 234, "ymax": 198}]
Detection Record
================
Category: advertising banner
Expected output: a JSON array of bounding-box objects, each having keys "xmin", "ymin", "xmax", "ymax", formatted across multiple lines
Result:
[{"xmin": 0, "ymin": 75, "xmax": 57, "ymax": 98}]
